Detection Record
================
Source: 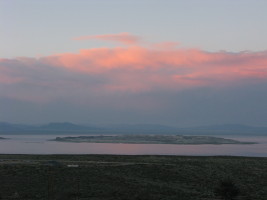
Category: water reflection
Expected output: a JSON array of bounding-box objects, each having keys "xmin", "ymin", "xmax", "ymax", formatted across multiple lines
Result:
[{"xmin": 0, "ymin": 135, "xmax": 266, "ymax": 157}]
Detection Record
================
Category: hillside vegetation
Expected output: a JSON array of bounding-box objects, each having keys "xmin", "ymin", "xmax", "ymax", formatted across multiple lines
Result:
[{"xmin": 0, "ymin": 155, "xmax": 266, "ymax": 200}]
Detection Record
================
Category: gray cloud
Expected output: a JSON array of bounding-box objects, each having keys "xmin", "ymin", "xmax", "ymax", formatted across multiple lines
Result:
[{"xmin": 1, "ymin": 48, "xmax": 267, "ymax": 126}]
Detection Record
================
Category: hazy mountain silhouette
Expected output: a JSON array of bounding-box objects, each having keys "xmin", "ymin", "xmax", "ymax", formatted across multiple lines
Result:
[
  {"xmin": 40, "ymin": 122, "xmax": 96, "ymax": 130},
  {"xmin": 102, "ymin": 124, "xmax": 177, "ymax": 130},
  {"xmin": 0, "ymin": 122, "xmax": 34, "ymax": 131},
  {"xmin": 0, "ymin": 121, "xmax": 98, "ymax": 134},
  {"xmin": 180, "ymin": 124, "xmax": 267, "ymax": 135},
  {"xmin": 190, "ymin": 124, "xmax": 258, "ymax": 130},
  {"xmin": 0, "ymin": 122, "xmax": 266, "ymax": 135}
]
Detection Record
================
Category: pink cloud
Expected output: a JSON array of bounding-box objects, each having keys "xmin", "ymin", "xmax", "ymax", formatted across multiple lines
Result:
[
  {"xmin": 38, "ymin": 47, "xmax": 267, "ymax": 93},
  {"xmin": 0, "ymin": 74, "xmax": 23, "ymax": 84},
  {"xmin": 150, "ymin": 42, "xmax": 180, "ymax": 50},
  {"xmin": 1, "ymin": 45, "xmax": 267, "ymax": 99},
  {"xmin": 73, "ymin": 32, "xmax": 141, "ymax": 45}
]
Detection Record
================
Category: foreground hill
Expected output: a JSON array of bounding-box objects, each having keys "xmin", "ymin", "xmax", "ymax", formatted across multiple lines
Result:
[{"xmin": 0, "ymin": 154, "xmax": 266, "ymax": 200}]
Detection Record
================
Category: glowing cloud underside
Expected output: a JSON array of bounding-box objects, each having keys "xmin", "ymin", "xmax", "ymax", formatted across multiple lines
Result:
[
  {"xmin": 0, "ymin": 45, "xmax": 267, "ymax": 102},
  {"xmin": 44, "ymin": 47, "xmax": 267, "ymax": 90}
]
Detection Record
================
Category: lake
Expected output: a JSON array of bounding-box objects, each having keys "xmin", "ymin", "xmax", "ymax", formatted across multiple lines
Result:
[{"xmin": 0, "ymin": 135, "xmax": 266, "ymax": 157}]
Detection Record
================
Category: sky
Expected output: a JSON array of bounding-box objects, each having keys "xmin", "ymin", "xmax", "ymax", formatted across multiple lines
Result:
[{"xmin": 0, "ymin": 0, "xmax": 267, "ymax": 127}]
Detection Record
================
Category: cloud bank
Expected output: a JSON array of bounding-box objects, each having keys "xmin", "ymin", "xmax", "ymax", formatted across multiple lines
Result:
[
  {"xmin": 1, "ymin": 36, "xmax": 267, "ymax": 125},
  {"xmin": 1, "ymin": 46, "xmax": 267, "ymax": 99}
]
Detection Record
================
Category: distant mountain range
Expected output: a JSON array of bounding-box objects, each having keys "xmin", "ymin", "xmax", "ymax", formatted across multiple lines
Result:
[
  {"xmin": 101, "ymin": 124, "xmax": 177, "ymax": 131},
  {"xmin": 0, "ymin": 122, "xmax": 266, "ymax": 135},
  {"xmin": 0, "ymin": 122, "xmax": 98, "ymax": 134},
  {"xmin": 190, "ymin": 124, "xmax": 263, "ymax": 131},
  {"xmin": 40, "ymin": 122, "xmax": 95, "ymax": 131}
]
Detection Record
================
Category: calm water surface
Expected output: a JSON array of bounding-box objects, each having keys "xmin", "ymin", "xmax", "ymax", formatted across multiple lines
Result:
[{"xmin": 0, "ymin": 135, "xmax": 266, "ymax": 157}]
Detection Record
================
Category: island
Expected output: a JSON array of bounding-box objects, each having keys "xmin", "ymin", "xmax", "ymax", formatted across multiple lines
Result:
[{"xmin": 51, "ymin": 135, "xmax": 255, "ymax": 144}]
